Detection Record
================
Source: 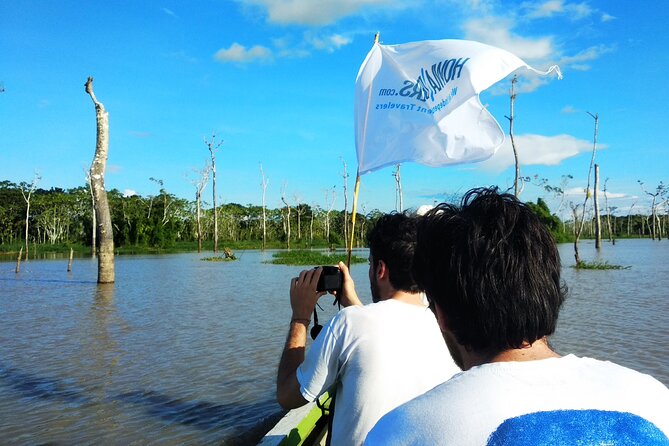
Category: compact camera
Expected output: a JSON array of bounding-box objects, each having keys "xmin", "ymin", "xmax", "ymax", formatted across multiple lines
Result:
[{"xmin": 316, "ymin": 265, "xmax": 343, "ymax": 292}]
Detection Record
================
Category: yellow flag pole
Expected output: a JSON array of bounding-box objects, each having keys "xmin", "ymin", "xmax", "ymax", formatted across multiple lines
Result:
[
  {"xmin": 347, "ymin": 172, "xmax": 361, "ymax": 267},
  {"xmin": 347, "ymin": 32, "xmax": 379, "ymax": 268}
]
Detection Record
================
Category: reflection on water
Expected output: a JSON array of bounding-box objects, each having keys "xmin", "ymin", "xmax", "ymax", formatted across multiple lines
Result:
[
  {"xmin": 0, "ymin": 250, "xmax": 353, "ymax": 444},
  {"xmin": 0, "ymin": 241, "xmax": 667, "ymax": 444}
]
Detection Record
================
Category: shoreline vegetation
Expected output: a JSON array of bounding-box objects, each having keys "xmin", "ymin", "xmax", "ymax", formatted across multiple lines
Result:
[{"xmin": 1, "ymin": 181, "xmax": 665, "ymax": 269}]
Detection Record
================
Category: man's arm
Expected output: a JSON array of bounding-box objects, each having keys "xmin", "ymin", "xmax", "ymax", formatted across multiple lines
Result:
[
  {"xmin": 277, "ymin": 319, "xmax": 310, "ymax": 409},
  {"xmin": 276, "ymin": 268, "xmax": 325, "ymax": 409}
]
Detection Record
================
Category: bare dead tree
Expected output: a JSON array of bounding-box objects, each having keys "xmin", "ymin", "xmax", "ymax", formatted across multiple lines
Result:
[
  {"xmin": 309, "ymin": 204, "xmax": 316, "ymax": 244},
  {"xmin": 85, "ymin": 77, "xmax": 114, "ymax": 283},
  {"xmin": 281, "ymin": 182, "xmax": 291, "ymax": 249},
  {"xmin": 602, "ymin": 178, "xmax": 614, "ymax": 244},
  {"xmin": 294, "ymin": 194, "xmax": 305, "ymax": 241},
  {"xmin": 340, "ymin": 158, "xmax": 350, "ymax": 247},
  {"xmin": 190, "ymin": 163, "xmax": 210, "ymax": 253},
  {"xmin": 324, "ymin": 187, "xmax": 336, "ymax": 243},
  {"xmin": 20, "ymin": 172, "xmax": 40, "ymax": 261},
  {"xmin": 505, "ymin": 76, "xmax": 521, "ymax": 197},
  {"xmin": 204, "ymin": 133, "xmax": 223, "ymax": 252},
  {"xmin": 260, "ymin": 164, "xmax": 268, "ymax": 250},
  {"xmin": 638, "ymin": 181, "xmax": 666, "ymax": 240},
  {"xmin": 392, "ymin": 164, "xmax": 403, "ymax": 212},
  {"xmin": 149, "ymin": 177, "xmax": 174, "ymax": 226},
  {"xmin": 594, "ymin": 164, "xmax": 601, "ymax": 250},
  {"xmin": 627, "ymin": 201, "xmax": 636, "ymax": 236},
  {"xmin": 573, "ymin": 112, "xmax": 599, "ymax": 265},
  {"xmin": 15, "ymin": 247, "xmax": 22, "ymax": 273}
]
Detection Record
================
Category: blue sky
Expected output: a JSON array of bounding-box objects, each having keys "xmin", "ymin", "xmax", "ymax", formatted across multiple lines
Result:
[{"xmin": 1, "ymin": 0, "xmax": 667, "ymax": 216}]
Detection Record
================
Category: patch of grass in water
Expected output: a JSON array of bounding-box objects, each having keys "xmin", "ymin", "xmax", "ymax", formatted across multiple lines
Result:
[
  {"xmin": 267, "ymin": 250, "xmax": 367, "ymax": 266},
  {"xmin": 573, "ymin": 260, "xmax": 630, "ymax": 270},
  {"xmin": 201, "ymin": 256, "xmax": 237, "ymax": 262}
]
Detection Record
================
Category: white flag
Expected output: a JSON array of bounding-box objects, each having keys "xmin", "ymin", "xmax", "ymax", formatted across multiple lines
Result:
[{"xmin": 354, "ymin": 39, "xmax": 561, "ymax": 174}]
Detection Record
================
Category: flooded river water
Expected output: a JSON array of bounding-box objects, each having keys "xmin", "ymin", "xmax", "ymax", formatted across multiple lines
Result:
[{"xmin": 0, "ymin": 240, "xmax": 667, "ymax": 444}]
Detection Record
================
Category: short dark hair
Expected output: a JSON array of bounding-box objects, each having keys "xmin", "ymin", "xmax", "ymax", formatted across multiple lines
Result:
[
  {"xmin": 367, "ymin": 213, "xmax": 420, "ymax": 293},
  {"xmin": 413, "ymin": 187, "xmax": 566, "ymax": 355}
]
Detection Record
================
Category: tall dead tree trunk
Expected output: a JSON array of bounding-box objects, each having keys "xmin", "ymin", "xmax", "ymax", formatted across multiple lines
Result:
[
  {"xmin": 324, "ymin": 187, "xmax": 336, "ymax": 243},
  {"xmin": 192, "ymin": 164, "xmax": 210, "ymax": 253},
  {"xmin": 505, "ymin": 76, "xmax": 520, "ymax": 197},
  {"xmin": 341, "ymin": 159, "xmax": 349, "ymax": 248},
  {"xmin": 574, "ymin": 112, "xmax": 599, "ymax": 265},
  {"xmin": 594, "ymin": 164, "xmax": 601, "ymax": 250},
  {"xmin": 281, "ymin": 183, "xmax": 291, "ymax": 249},
  {"xmin": 603, "ymin": 178, "xmax": 614, "ymax": 243},
  {"xmin": 393, "ymin": 164, "xmax": 403, "ymax": 212},
  {"xmin": 20, "ymin": 173, "xmax": 40, "ymax": 261},
  {"xmin": 205, "ymin": 133, "xmax": 223, "ymax": 253},
  {"xmin": 85, "ymin": 77, "xmax": 114, "ymax": 283},
  {"xmin": 260, "ymin": 164, "xmax": 268, "ymax": 250}
]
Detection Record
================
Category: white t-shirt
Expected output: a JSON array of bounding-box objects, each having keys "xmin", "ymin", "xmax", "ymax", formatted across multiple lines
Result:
[
  {"xmin": 365, "ymin": 354, "xmax": 669, "ymax": 445},
  {"xmin": 297, "ymin": 299, "xmax": 460, "ymax": 446}
]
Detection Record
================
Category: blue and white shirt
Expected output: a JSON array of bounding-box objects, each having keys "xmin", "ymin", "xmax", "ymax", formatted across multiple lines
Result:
[{"xmin": 365, "ymin": 355, "xmax": 669, "ymax": 445}]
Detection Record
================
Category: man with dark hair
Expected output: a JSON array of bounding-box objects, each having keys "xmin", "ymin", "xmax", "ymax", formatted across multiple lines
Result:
[
  {"xmin": 277, "ymin": 213, "xmax": 460, "ymax": 445},
  {"xmin": 366, "ymin": 188, "xmax": 669, "ymax": 444}
]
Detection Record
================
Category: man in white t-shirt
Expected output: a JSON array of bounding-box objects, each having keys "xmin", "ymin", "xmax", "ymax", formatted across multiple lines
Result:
[
  {"xmin": 366, "ymin": 188, "xmax": 669, "ymax": 445},
  {"xmin": 276, "ymin": 213, "xmax": 460, "ymax": 445}
]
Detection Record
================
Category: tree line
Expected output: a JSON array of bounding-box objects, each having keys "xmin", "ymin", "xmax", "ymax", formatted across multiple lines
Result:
[
  {"xmin": 1, "ymin": 179, "xmax": 666, "ymax": 257},
  {"xmin": 0, "ymin": 180, "xmax": 380, "ymax": 253}
]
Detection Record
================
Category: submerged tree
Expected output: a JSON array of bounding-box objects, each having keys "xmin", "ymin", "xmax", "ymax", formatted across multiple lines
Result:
[
  {"xmin": 505, "ymin": 76, "xmax": 521, "ymax": 197},
  {"xmin": 85, "ymin": 77, "xmax": 114, "ymax": 283},
  {"xmin": 594, "ymin": 164, "xmax": 601, "ymax": 250},
  {"xmin": 341, "ymin": 158, "xmax": 350, "ymax": 247},
  {"xmin": 393, "ymin": 164, "xmax": 403, "ymax": 212},
  {"xmin": 205, "ymin": 133, "xmax": 223, "ymax": 252},
  {"xmin": 638, "ymin": 180, "xmax": 666, "ymax": 240},
  {"xmin": 260, "ymin": 163, "xmax": 268, "ymax": 250},
  {"xmin": 191, "ymin": 163, "xmax": 210, "ymax": 253},
  {"xmin": 573, "ymin": 112, "xmax": 599, "ymax": 265},
  {"xmin": 19, "ymin": 173, "xmax": 40, "ymax": 261},
  {"xmin": 280, "ymin": 182, "xmax": 291, "ymax": 249}
]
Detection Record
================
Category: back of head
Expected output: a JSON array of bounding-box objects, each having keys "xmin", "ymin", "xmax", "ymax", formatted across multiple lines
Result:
[
  {"xmin": 367, "ymin": 213, "xmax": 420, "ymax": 293},
  {"xmin": 413, "ymin": 187, "xmax": 566, "ymax": 355}
]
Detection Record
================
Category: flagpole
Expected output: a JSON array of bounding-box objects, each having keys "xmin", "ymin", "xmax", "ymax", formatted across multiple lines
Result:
[
  {"xmin": 347, "ymin": 171, "xmax": 361, "ymax": 267},
  {"xmin": 347, "ymin": 32, "xmax": 379, "ymax": 268}
]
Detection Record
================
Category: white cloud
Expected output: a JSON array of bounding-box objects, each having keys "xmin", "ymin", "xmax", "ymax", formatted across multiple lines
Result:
[
  {"xmin": 557, "ymin": 44, "xmax": 614, "ymax": 71},
  {"xmin": 305, "ymin": 32, "xmax": 352, "ymax": 52},
  {"xmin": 601, "ymin": 12, "xmax": 616, "ymax": 22},
  {"xmin": 563, "ymin": 187, "xmax": 632, "ymax": 200},
  {"xmin": 213, "ymin": 43, "xmax": 272, "ymax": 63},
  {"xmin": 271, "ymin": 32, "xmax": 353, "ymax": 58},
  {"xmin": 479, "ymin": 133, "xmax": 594, "ymax": 172},
  {"xmin": 242, "ymin": 0, "xmax": 398, "ymax": 26},
  {"xmin": 523, "ymin": 0, "xmax": 593, "ymax": 20},
  {"xmin": 463, "ymin": 17, "xmax": 555, "ymax": 63},
  {"xmin": 123, "ymin": 189, "xmax": 138, "ymax": 197},
  {"xmin": 162, "ymin": 8, "xmax": 178, "ymax": 18},
  {"xmin": 561, "ymin": 105, "xmax": 579, "ymax": 114}
]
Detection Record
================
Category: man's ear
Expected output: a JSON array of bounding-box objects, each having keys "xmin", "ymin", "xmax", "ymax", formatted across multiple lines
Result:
[{"xmin": 376, "ymin": 259, "xmax": 388, "ymax": 281}]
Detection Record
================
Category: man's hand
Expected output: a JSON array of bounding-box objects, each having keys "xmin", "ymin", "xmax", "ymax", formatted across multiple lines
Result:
[
  {"xmin": 334, "ymin": 261, "xmax": 363, "ymax": 307},
  {"xmin": 290, "ymin": 267, "xmax": 326, "ymax": 320}
]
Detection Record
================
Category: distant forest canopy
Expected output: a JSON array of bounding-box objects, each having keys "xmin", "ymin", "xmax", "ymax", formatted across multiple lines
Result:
[
  {"xmin": 0, "ymin": 179, "xmax": 665, "ymax": 252},
  {"xmin": 0, "ymin": 180, "xmax": 379, "ymax": 251}
]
